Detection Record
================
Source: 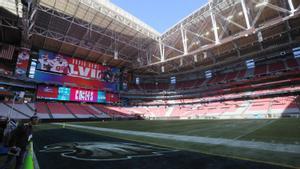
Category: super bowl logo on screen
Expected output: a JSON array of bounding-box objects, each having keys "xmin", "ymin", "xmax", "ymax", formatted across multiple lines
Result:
[{"xmin": 37, "ymin": 50, "xmax": 120, "ymax": 82}]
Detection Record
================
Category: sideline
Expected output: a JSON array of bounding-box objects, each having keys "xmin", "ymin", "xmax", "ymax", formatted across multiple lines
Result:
[
  {"xmin": 53, "ymin": 123, "xmax": 300, "ymax": 154},
  {"xmin": 32, "ymin": 150, "xmax": 40, "ymax": 169}
]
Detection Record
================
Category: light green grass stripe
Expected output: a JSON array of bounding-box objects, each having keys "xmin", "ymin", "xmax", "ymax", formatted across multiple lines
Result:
[
  {"xmin": 54, "ymin": 123, "xmax": 300, "ymax": 154},
  {"xmin": 61, "ymin": 124, "xmax": 299, "ymax": 169}
]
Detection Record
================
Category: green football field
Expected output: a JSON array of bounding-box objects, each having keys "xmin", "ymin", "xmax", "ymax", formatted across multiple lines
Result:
[
  {"xmin": 66, "ymin": 118, "xmax": 300, "ymax": 168},
  {"xmin": 2, "ymin": 118, "xmax": 300, "ymax": 169},
  {"xmin": 72, "ymin": 119, "xmax": 300, "ymax": 144}
]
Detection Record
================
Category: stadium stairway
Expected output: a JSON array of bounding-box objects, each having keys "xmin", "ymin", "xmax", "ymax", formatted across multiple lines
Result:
[
  {"xmin": 47, "ymin": 103, "xmax": 76, "ymax": 119},
  {"xmin": 244, "ymin": 99, "xmax": 270, "ymax": 118},
  {"xmin": 88, "ymin": 105, "xmax": 111, "ymax": 118},
  {"xmin": 25, "ymin": 103, "xmax": 35, "ymax": 112},
  {"xmin": 0, "ymin": 103, "xmax": 29, "ymax": 119},
  {"xmin": 165, "ymin": 106, "xmax": 174, "ymax": 117},
  {"xmin": 270, "ymin": 98, "xmax": 300, "ymax": 117},
  {"xmin": 295, "ymin": 96, "xmax": 300, "ymax": 115},
  {"xmin": 62, "ymin": 103, "xmax": 79, "ymax": 119},
  {"xmin": 8, "ymin": 103, "xmax": 35, "ymax": 117},
  {"xmin": 79, "ymin": 105, "xmax": 102, "ymax": 119},
  {"xmin": 64, "ymin": 103, "xmax": 93, "ymax": 119},
  {"xmin": 221, "ymin": 103, "xmax": 238, "ymax": 119},
  {"xmin": 92, "ymin": 105, "xmax": 119, "ymax": 118},
  {"xmin": 35, "ymin": 102, "xmax": 52, "ymax": 119},
  {"xmin": 228, "ymin": 101, "xmax": 250, "ymax": 119}
]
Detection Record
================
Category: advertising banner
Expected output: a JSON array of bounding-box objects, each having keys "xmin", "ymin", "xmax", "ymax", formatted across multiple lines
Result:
[
  {"xmin": 106, "ymin": 93, "xmax": 120, "ymax": 103},
  {"xmin": 57, "ymin": 87, "xmax": 71, "ymax": 101},
  {"xmin": 36, "ymin": 85, "xmax": 58, "ymax": 99},
  {"xmin": 15, "ymin": 49, "xmax": 30, "ymax": 78},
  {"xmin": 37, "ymin": 50, "xmax": 120, "ymax": 83},
  {"xmin": 97, "ymin": 91, "xmax": 106, "ymax": 103},
  {"xmin": 36, "ymin": 85, "xmax": 107, "ymax": 103},
  {"xmin": 70, "ymin": 88, "xmax": 98, "ymax": 102}
]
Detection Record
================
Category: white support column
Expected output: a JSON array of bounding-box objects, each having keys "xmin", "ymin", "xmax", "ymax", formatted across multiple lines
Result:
[
  {"xmin": 160, "ymin": 38, "xmax": 166, "ymax": 72},
  {"xmin": 209, "ymin": 1, "xmax": 220, "ymax": 44},
  {"xmin": 114, "ymin": 50, "xmax": 118, "ymax": 60},
  {"xmin": 159, "ymin": 38, "xmax": 165, "ymax": 62},
  {"xmin": 180, "ymin": 58, "xmax": 183, "ymax": 66},
  {"xmin": 194, "ymin": 54, "xmax": 198, "ymax": 62},
  {"xmin": 146, "ymin": 50, "xmax": 151, "ymax": 64},
  {"xmin": 180, "ymin": 24, "xmax": 188, "ymax": 54},
  {"xmin": 113, "ymin": 36, "xmax": 118, "ymax": 60},
  {"xmin": 288, "ymin": 0, "xmax": 295, "ymax": 15},
  {"xmin": 241, "ymin": 0, "xmax": 251, "ymax": 29}
]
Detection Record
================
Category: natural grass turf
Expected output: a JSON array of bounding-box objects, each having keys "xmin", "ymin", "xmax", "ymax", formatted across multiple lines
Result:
[
  {"xmin": 47, "ymin": 123, "xmax": 300, "ymax": 168},
  {"xmin": 240, "ymin": 118, "xmax": 300, "ymax": 144},
  {"xmin": 71, "ymin": 119, "xmax": 300, "ymax": 144},
  {"xmin": 33, "ymin": 119, "xmax": 300, "ymax": 168}
]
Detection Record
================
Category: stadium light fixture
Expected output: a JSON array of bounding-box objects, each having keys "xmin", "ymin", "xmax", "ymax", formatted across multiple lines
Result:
[
  {"xmin": 191, "ymin": 41, "xmax": 200, "ymax": 46},
  {"xmin": 161, "ymin": 66, "xmax": 165, "ymax": 73},
  {"xmin": 227, "ymin": 15, "xmax": 233, "ymax": 20},
  {"xmin": 194, "ymin": 55, "xmax": 198, "ymax": 62},
  {"xmin": 255, "ymin": 1, "xmax": 268, "ymax": 8},
  {"xmin": 203, "ymin": 52, "xmax": 207, "ymax": 59},
  {"xmin": 114, "ymin": 50, "xmax": 118, "ymax": 60},
  {"xmin": 211, "ymin": 27, "xmax": 220, "ymax": 31}
]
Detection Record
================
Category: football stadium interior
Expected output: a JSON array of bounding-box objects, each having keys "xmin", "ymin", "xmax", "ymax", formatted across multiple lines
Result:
[{"xmin": 0, "ymin": 0, "xmax": 300, "ymax": 168}]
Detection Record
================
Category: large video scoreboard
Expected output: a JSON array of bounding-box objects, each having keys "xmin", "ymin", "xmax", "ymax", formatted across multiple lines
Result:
[{"xmin": 34, "ymin": 50, "xmax": 120, "ymax": 92}]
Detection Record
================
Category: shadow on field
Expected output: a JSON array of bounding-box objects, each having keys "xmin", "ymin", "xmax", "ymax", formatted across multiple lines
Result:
[{"xmin": 32, "ymin": 127, "xmax": 292, "ymax": 169}]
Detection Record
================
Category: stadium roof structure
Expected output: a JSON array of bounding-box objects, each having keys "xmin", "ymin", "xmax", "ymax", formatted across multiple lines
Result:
[{"xmin": 1, "ymin": 0, "xmax": 300, "ymax": 75}]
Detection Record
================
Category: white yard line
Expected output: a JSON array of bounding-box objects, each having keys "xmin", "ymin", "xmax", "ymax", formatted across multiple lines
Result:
[
  {"xmin": 233, "ymin": 120, "xmax": 277, "ymax": 140},
  {"xmin": 54, "ymin": 123, "xmax": 300, "ymax": 154}
]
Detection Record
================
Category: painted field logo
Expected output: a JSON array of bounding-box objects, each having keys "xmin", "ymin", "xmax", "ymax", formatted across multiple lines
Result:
[{"xmin": 40, "ymin": 142, "xmax": 177, "ymax": 161}]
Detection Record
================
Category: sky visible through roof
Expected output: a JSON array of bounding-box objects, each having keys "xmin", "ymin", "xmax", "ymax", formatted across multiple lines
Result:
[{"xmin": 110, "ymin": 0, "xmax": 208, "ymax": 33}]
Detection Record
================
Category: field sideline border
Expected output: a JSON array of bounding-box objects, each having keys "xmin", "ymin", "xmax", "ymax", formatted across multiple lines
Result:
[
  {"xmin": 32, "ymin": 148, "xmax": 40, "ymax": 169},
  {"xmin": 52, "ymin": 123, "xmax": 299, "ymax": 169}
]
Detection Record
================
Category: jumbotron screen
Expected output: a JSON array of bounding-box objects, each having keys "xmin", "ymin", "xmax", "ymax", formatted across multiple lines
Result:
[
  {"xmin": 37, "ymin": 85, "xmax": 106, "ymax": 103},
  {"xmin": 34, "ymin": 49, "xmax": 120, "ymax": 92}
]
